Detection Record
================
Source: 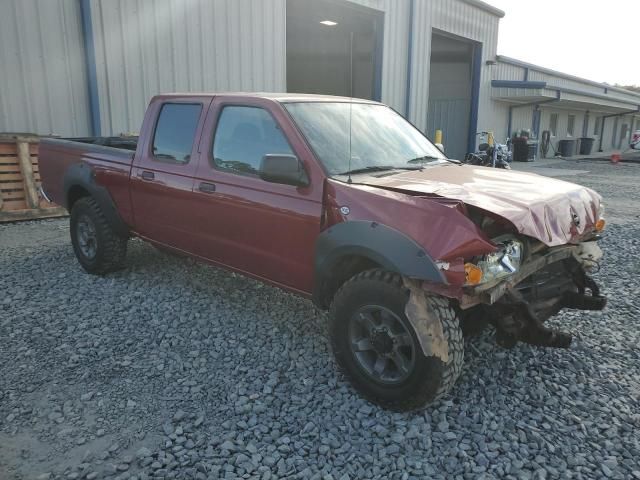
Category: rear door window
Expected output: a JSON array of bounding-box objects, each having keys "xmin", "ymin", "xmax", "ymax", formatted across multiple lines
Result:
[
  {"xmin": 152, "ymin": 103, "xmax": 202, "ymax": 163},
  {"xmin": 212, "ymin": 106, "xmax": 294, "ymax": 176}
]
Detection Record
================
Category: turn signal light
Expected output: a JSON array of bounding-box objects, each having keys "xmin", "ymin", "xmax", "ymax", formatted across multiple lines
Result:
[
  {"xmin": 464, "ymin": 263, "xmax": 483, "ymax": 285},
  {"xmin": 595, "ymin": 218, "xmax": 606, "ymax": 232}
]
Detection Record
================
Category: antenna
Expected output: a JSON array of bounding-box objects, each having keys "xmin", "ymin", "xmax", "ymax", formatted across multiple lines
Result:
[{"xmin": 347, "ymin": 31, "xmax": 354, "ymax": 184}]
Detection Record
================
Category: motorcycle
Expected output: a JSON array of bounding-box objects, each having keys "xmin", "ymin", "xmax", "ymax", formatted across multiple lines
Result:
[{"xmin": 464, "ymin": 132, "xmax": 512, "ymax": 169}]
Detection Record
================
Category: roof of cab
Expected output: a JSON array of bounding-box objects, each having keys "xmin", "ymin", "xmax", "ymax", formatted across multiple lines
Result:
[{"xmin": 152, "ymin": 92, "xmax": 382, "ymax": 104}]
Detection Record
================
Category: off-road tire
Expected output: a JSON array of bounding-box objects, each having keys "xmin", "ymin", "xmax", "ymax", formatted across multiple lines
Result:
[
  {"xmin": 70, "ymin": 197, "xmax": 128, "ymax": 274},
  {"xmin": 329, "ymin": 269, "xmax": 464, "ymax": 411}
]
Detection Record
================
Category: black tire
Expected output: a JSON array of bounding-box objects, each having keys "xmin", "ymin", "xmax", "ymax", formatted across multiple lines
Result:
[
  {"xmin": 329, "ymin": 269, "xmax": 464, "ymax": 411},
  {"xmin": 70, "ymin": 197, "xmax": 128, "ymax": 274}
]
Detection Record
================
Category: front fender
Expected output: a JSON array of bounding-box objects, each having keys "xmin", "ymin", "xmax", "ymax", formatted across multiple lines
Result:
[{"xmin": 313, "ymin": 220, "xmax": 445, "ymax": 307}]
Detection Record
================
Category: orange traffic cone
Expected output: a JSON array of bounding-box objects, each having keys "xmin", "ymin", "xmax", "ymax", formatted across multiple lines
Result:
[{"xmin": 611, "ymin": 152, "xmax": 621, "ymax": 164}]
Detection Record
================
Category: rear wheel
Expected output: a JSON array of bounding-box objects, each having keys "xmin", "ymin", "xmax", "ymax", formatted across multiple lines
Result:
[
  {"xmin": 70, "ymin": 197, "xmax": 128, "ymax": 274},
  {"xmin": 329, "ymin": 269, "xmax": 464, "ymax": 411}
]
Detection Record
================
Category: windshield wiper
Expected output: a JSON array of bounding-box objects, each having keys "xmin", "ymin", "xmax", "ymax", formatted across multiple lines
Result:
[
  {"xmin": 407, "ymin": 155, "xmax": 461, "ymax": 165},
  {"xmin": 338, "ymin": 165, "xmax": 423, "ymax": 176}
]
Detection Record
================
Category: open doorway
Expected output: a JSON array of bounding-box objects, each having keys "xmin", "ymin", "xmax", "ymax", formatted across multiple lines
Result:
[
  {"xmin": 426, "ymin": 32, "xmax": 478, "ymax": 160},
  {"xmin": 286, "ymin": 0, "xmax": 383, "ymax": 100}
]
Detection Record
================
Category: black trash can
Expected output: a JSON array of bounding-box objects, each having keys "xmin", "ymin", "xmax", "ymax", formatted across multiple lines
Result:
[
  {"xmin": 512, "ymin": 136, "xmax": 529, "ymax": 162},
  {"xmin": 557, "ymin": 139, "xmax": 575, "ymax": 157},
  {"xmin": 579, "ymin": 137, "xmax": 595, "ymax": 155}
]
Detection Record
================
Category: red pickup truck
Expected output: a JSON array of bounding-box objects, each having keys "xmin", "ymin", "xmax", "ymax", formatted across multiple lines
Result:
[{"xmin": 39, "ymin": 93, "xmax": 607, "ymax": 411}]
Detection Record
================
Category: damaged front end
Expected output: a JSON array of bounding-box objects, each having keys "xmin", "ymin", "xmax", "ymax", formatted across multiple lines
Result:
[{"xmin": 457, "ymin": 239, "xmax": 607, "ymax": 349}]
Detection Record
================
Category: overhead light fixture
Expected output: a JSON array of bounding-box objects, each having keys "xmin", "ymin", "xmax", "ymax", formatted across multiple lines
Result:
[{"xmin": 319, "ymin": 20, "xmax": 338, "ymax": 26}]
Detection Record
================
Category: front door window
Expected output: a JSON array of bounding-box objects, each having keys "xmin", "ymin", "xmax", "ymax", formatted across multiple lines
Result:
[{"xmin": 212, "ymin": 106, "xmax": 294, "ymax": 177}]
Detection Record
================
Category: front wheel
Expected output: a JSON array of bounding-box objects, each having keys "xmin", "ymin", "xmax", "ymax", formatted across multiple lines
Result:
[{"xmin": 329, "ymin": 269, "xmax": 464, "ymax": 411}]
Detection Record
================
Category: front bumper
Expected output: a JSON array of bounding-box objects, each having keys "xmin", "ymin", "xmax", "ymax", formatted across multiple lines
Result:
[
  {"xmin": 461, "ymin": 245, "xmax": 578, "ymax": 308},
  {"xmin": 459, "ymin": 242, "xmax": 606, "ymax": 348}
]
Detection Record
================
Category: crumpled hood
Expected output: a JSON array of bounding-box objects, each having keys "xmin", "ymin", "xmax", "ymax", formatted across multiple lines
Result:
[{"xmin": 361, "ymin": 164, "xmax": 602, "ymax": 246}]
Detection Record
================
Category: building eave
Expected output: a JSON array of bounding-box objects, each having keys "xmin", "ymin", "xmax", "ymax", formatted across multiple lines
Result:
[
  {"xmin": 496, "ymin": 55, "xmax": 640, "ymax": 100},
  {"xmin": 460, "ymin": 0, "xmax": 505, "ymax": 18},
  {"xmin": 492, "ymin": 84, "xmax": 640, "ymax": 113}
]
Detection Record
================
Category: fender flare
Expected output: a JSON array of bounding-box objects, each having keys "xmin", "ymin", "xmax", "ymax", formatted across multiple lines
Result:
[
  {"xmin": 63, "ymin": 162, "xmax": 129, "ymax": 237},
  {"xmin": 313, "ymin": 220, "xmax": 445, "ymax": 307}
]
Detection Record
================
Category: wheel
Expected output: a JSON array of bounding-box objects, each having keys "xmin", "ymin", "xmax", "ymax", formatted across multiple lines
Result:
[
  {"xmin": 329, "ymin": 269, "xmax": 464, "ymax": 411},
  {"xmin": 70, "ymin": 197, "xmax": 128, "ymax": 274}
]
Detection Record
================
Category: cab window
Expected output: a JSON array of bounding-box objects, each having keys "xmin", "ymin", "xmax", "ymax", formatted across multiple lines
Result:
[
  {"xmin": 212, "ymin": 106, "xmax": 294, "ymax": 176},
  {"xmin": 152, "ymin": 103, "xmax": 202, "ymax": 163}
]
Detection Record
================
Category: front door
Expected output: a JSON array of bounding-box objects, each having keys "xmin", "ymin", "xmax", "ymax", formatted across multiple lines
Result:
[
  {"xmin": 130, "ymin": 97, "xmax": 211, "ymax": 251},
  {"xmin": 190, "ymin": 97, "xmax": 325, "ymax": 294}
]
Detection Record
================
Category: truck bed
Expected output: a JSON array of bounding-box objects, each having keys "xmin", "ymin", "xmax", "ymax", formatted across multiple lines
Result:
[{"xmin": 38, "ymin": 136, "xmax": 137, "ymax": 214}]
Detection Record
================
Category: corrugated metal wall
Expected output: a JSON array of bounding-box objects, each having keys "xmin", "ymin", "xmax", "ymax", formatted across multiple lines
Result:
[
  {"xmin": 90, "ymin": 0, "xmax": 287, "ymax": 135},
  {"xmin": 347, "ymin": 0, "xmax": 410, "ymax": 114},
  {"xmin": 3, "ymin": 0, "xmax": 635, "ymax": 156},
  {"xmin": 88, "ymin": 0, "xmax": 424, "ymax": 135},
  {"xmin": 0, "ymin": 0, "xmax": 91, "ymax": 136},
  {"xmin": 311, "ymin": 0, "xmax": 501, "ymax": 137},
  {"xmin": 0, "ymin": 0, "xmax": 500, "ymax": 138},
  {"xmin": 89, "ymin": 0, "xmax": 500, "ymax": 136},
  {"xmin": 407, "ymin": 0, "xmax": 500, "ymax": 132}
]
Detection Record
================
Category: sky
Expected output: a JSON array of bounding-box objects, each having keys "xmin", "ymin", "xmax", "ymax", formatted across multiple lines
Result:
[{"xmin": 487, "ymin": 0, "xmax": 638, "ymax": 86}]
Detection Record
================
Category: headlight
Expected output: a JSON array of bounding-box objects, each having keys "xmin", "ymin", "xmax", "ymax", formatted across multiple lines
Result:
[
  {"xmin": 595, "ymin": 203, "xmax": 605, "ymax": 232},
  {"xmin": 465, "ymin": 238, "xmax": 523, "ymax": 285}
]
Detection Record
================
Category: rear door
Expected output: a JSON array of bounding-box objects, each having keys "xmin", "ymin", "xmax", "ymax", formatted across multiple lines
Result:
[
  {"xmin": 130, "ymin": 97, "xmax": 211, "ymax": 251},
  {"xmin": 190, "ymin": 96, "xmax": 325, "ymax": 294}
]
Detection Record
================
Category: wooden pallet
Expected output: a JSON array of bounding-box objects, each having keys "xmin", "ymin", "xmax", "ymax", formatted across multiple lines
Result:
[{"xmin": 0, "ymin": 136, "xmax": 67, "ymax": 222}]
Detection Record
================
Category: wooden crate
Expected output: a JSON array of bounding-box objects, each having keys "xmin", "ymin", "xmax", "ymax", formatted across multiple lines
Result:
[{"xmin": 0, "ymin": 136, "xmax": 67, "ymax": 222}]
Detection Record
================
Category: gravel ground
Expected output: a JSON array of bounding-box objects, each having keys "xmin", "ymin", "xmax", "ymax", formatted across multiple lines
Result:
[{"xmin": 1, "ymin": 160, "xmax": 640, "ymax": 480}]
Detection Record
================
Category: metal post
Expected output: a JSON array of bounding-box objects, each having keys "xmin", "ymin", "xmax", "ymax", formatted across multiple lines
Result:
[
  {"xmin": 80, "ymin": 0, "xmax": 101, "ymax": 136},
  {"xmin": 404, "ymin": 0, "xmax": 415, "ymax": 119}
]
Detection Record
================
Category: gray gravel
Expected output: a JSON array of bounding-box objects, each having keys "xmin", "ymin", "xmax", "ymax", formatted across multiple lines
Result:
[{"xmin": 1, "ymin": 159, "xmax": 640, "ymax": 480}]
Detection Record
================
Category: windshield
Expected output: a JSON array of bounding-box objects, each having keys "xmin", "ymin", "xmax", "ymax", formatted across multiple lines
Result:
[{"xmin": 284, "ymin": 102, "xmax": 447, "ymax": 176}]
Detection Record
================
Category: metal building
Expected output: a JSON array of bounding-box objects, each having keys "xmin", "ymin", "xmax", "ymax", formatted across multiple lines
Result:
[{"xmin": 1, "ymin": 0, "xmax": 638, "ymax": 159}]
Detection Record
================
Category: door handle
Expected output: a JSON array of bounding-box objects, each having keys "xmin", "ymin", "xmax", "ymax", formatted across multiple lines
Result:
[
  {"xmin": 139, "ymin": 171, "xmax": 155, "ymax": 181},
  {"xmin": 198, "ymin": 182, "xmax": 216, "ymax": 193}
]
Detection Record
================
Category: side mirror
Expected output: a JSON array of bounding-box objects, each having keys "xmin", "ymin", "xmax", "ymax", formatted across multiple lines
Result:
[{"xmin": 259, "ymin": 154, "xmax": 308, "ymax": 187}]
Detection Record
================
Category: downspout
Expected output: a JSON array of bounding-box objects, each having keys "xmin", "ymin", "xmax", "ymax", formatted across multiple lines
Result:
[
  {"xmin": 404, "ymin": 0, "xmax": 415, "ymax": 120},
  {"xmin": 372, "ymin": 15, "xmax": 384, "ymax": 102},
  {"xmin": 598, "ymin": 117, "xmax": 606, "ymax": 152},
  {"xmin": 582, "ymin": 110, "xmax": 589, "ymax": 138},
  {"xmin": 79, "ymin": 0, "xmax": 101, "ymax": 137},
  {"xmin": 467, "ymin": 42, "xmax": 482, "ymax": 155}
]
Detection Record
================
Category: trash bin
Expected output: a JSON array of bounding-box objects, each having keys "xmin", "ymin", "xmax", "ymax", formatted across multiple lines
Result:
[
  {"xmin": 557, "ymin": 139, "xmax": 575, "ymax": 157},
  {"xmin": 527, "ymin": 141, "xmax": 538, "ymax": 161},
  {"xmin": 579, "ymin": 137, "xmax": 595, "ymax": 155},
  {"xmin": 512, "ymin": 136, "xmax": 529, "ymax": 162}
]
